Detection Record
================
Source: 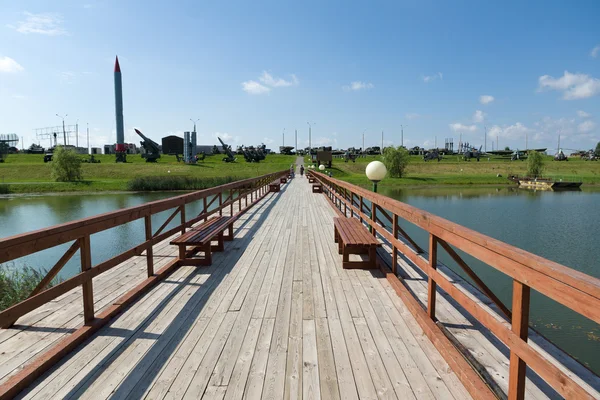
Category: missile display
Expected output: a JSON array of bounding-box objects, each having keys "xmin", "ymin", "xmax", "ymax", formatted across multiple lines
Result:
[{"xmin": 114, "ymin": 56, "xmax": 126, "ymax": 162}]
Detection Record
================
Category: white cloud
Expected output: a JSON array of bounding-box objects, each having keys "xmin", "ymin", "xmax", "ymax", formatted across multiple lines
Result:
[
  {"xmin": 242, "ymin": 80, "xmax": 270, "ymax": 95},
  {"xmin": 488, "ymin": 122, "xmax": 533, "ymax": 140},
  {"xmin": 259, "ymin": 71, "xmax": 298, "ymax": 87},
  {"xmin": 9, "ymin": 12, "xmax": 66, "ymax": 36},
  {"xmin": 473, "ymin": 110, "xmax": 486, "ymax": 123},
  {"xmin": 343, "ymin": 81, "xmax": 374, "ymax": 91},
  {"xmin": 479, "ymin": 95, "xmax": 495, "ymax": 104},
  {"xmin": 314, "ymin": 137, "xmax": 336, "ymax": 146},
  {"xmin": 449, "ymin": 123, "xmax": 477, "ymax": 132},
  {"xmin": 60, "ymin": 71, "xmax": 76, "ymax": 84},
  {"xmin": 422, "ymin": 72, "xmax": 443, "ymax": 83},
  {"xmin": 577, "ymin": 110, "xmax": 591, "ymax": 118},
  {"xmin": 405, "ymin": 113, "xmax": 421, "ymax": 120},
  {"xmin": 0, "ymin": 56, "xmax": 24, "ymax": 73},
  {"xmin": 242, "ymin": 71, "xmax": 298, "ymax": 94},
  {"xmin": 213, "ymin": 132, "xmax": 240, "ymax": 144},
  {"xmin": 12, "ymin": 94, "xmax": 27, "ymax": 100},
  {"xmin": 578, "ymin": 120, "xmax": 596, "ymax": 133},
  {"xmin": 591, "ymin": 45, "xmax": 600, "ymax": 58},
  {"xmin": 263, "ymin": 137, "xmax": 274, "ymax": 144},
  {"xmin": 538, "ymin": 70, "xmax": 600, "ymax": 100}
]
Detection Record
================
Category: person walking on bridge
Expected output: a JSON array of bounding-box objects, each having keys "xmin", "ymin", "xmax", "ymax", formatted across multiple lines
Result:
[{"xmin": 300, "ymin": 165, "xmax": 305, "ymax": 176}]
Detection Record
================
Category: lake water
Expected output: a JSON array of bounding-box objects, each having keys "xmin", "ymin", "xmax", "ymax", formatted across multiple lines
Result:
[{"xmin": 0, "ymin": 187, "xmax": 599, "ymax": 373}]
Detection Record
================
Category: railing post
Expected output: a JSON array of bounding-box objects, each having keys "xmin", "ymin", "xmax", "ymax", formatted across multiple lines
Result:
[
  {"xmin": 371, "ymin": 201, "xmax": 377, "ymax": 236},
  {"xmin": 427, "ymin": 234, "xmax": 438, "ymax": 320},
  {"xmin": 203, "ymin": 197, "xmax": 208, "ymax": 222},
  {"xmin": 219, "ymin": 192, "xmax": 223, "ymax": 216},
  {"xmin": 79, "ymin": 235, "xmax": 94, "ymax": 324},
  {"xmin": 392, "ymin": 214, "xmax": 398, "ymax": 274},
  {"xmin": 230, "ymin": 189, "xmax": 233, "ymax": 216},
  {"xmin": 180, "ymin": 205, "xmax": 186, "ymax": 234},
  {"xmin": 144, "ymin": 215, "xmax": 154, "ymax": 276},
  {"xmin": 359, "ymin": 196, "xmax": 364, "ymax": 223},
  {"xmin": 508, "ymin": 280, "xmax": 530, "ymax": 400}
]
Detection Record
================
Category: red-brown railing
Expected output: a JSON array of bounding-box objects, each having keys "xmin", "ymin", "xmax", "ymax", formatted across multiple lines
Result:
[
  {"xmin": 0, "ymin": 170, "xmax": 287, "ymax": 399},
  {"xmin": 311, "ymin": 170, "xmax": 600, "ymax": 400}
]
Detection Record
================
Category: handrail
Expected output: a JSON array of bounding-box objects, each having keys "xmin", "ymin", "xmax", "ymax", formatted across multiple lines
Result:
[
  {"xmin": 311, "ymin": 171, "xmax": 600, "ymax": 400},
  {"xmin": 0, "ymin": 170, "xmax": 288, "ymax": 329}
]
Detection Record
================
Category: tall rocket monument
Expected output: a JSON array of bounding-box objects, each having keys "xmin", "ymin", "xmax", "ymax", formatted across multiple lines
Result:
[{"xmin": 114, "ymin": 56, "xmax": 127, "ymax": 162}]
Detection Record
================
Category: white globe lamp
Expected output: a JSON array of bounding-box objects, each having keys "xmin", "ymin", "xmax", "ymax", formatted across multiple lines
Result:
[
  {"xmin": 365, "ymin": 161, "xmax": 387, "ymax": 192},
  {"xmin": 319, "ymin": 164, "xmax": 325, "ymax": 171}
]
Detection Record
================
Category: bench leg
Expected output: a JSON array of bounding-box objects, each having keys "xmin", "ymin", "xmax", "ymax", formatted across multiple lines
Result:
[
  {"xmin": 204, "ymin": 243, "xmax": 212, "ymax": 265},
  {"xmin": 368, "ymin": 246, "xmax": 377, "ymax": 268},
  {"xmin": 179, "ymin": 245, "xmax": 186, "ymax": 261},
  {"xmin": 223, "ymin": 223, "xmax": 234, "ymax": 241}
]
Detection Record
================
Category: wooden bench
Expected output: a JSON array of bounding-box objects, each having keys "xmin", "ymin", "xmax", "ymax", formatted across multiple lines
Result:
[
  {"xmin": 312, "ymin": 183, "xmax": 322, "ymax": 193},
  {"xmin": 280, "ymin": 177, "xmax": 287, "ymax": 184},
  {"xmin": 333, "ymin": 217, "xmax": 381, "ymax": 269},
  {"xmin": 308, "ymin": 177, "xmax": 316, "ymax": 183},
  {"xmin": 269, "ymin": 181, "xmax": 281, "ymax": 192},
  {"xmin": 170, "ymin": 216, "xmax": 234, "ymax": 266}
]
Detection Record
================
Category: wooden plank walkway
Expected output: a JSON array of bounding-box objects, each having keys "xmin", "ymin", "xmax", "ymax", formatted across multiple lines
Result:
[{"xmin": 4, "ymin": 176, "xmax": 473, "ymax": 399}]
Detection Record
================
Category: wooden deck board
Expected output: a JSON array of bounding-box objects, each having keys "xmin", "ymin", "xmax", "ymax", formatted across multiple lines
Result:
[{"xmin": 6, "ymin": 176, "xmax": 590, "ymax": 399}]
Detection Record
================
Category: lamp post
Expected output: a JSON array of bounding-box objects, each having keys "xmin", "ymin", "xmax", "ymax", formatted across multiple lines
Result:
[
  {"xmin": 365, "ymin": 160, "xmax": 387, "ymax": 193},
  {"xmin": 56, "ymin": 113, "xmax": 68, "ymax": 146},
  {"xmin": 307, "ymin": 122, "xmax": 315, "ymax": 155}
]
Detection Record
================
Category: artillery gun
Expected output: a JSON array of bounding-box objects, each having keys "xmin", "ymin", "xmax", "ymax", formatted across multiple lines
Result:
[
  {"xmin": 134, "ymin": 129, "xmax": 161, "ymax": 162},
  {"xmin": 423, "ymin": 149, "xmax": 442, "ymax": 162},
  {"xmin": 218, "ymin": 137, "xmax": 236, "ymax": 162}
]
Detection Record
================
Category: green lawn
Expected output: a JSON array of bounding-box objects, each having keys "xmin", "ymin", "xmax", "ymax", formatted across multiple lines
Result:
[
  {"xmin": 2, "ymin": 152, "xmax": 599, "ymax": 193},
  {"xmin": 0, "ymin": 153, "xmax": 296, "ymax": 193},
  {"xmin": 306, "ymin": 154, "xmax": 600, "ymax": 187}
]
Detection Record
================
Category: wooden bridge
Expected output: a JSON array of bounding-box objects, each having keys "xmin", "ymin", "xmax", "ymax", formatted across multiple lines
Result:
[{"xmin": 0, "ymin": 169, "xmax": 599, "ymax": 399}]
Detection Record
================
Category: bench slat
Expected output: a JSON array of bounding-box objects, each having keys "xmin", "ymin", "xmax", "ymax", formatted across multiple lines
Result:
[
  {"xmin": 334, "ymin": 217, "xmax": 380, "ymax": 246},
  {"xmin": 171, "ymin": 216, "xmax": 233, "ymax": 246}
]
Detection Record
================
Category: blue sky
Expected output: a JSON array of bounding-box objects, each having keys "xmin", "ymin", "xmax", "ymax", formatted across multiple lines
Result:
[{"xmin": 1, "ymin": 0, "xmax": 599, "ymax": 153}]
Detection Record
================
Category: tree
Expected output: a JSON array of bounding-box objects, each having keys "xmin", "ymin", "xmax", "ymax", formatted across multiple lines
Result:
[
  {"xmin": 51, "ymin": 146, "xmax": 83, "ymax": 182},
  {"xmin": 526, "ymin": 150, "xmax": 544, "ymax": 178},
  {"xmin": 382, "ymin": 146, "xmax": 410, "ymax": 178},
  {"xmin": 595, "ymin": 142, "xmax": 600, "ymax": 157}
]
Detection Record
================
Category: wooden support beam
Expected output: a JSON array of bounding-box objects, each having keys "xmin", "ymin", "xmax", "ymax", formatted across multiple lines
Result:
[
  {"xmin": 144, "ymin": 215, "xmax": 154, "ymax": 276},
  {"xmin": 438, "ymin": 238, "xmax": 511, "ymax": 320},
  {"xmin": 153, "ymin": 207, "xmax": 180, "ymax": 238},
  {"xmin": 30, "ymin": 240, "xmax": 79, "ymax": 298},
  {"xmin": 427, "ymin": 234, "xmax": 437, "ymax": 320},
  {"xmin": 79, "ymin": 235, "xmax": 94, "ymax": 324},
  {"xmin": 508, "ymin": 280, "xmax": 530, "ymax": 400}
]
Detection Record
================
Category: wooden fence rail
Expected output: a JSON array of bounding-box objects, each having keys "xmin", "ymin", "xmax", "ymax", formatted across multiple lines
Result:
[
  {"xmin": 0, "ymin": 170, "xmax": 287, "ymax": 399},
  {"xmin": 0, "ymin": 170, "xmax": 287, "ymax": 329},
  {"xmin": 311, "ymin": 171, "xmax": 600, "ymax": 400}
]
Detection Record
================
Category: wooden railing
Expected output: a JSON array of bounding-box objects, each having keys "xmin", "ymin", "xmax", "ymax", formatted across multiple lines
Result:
[
  {"xmin": 0, "ymin": 170, "xmax": 286, "ymax": 329},
  {"xmin": 310, "ymin": 171, "xmax": 600, "ymax": 400}
]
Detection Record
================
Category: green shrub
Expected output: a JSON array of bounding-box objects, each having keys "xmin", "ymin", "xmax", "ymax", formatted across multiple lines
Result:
[
  {"xmin": 127, "ymin": 175, "xmax": 238, "ymax": 191},
  {"xmin": 382, "ymin": 146, "xmax": 410, "ymax": 178},
  {"xmin": 0, "ymin": 265, "xmax": 62, "ymax": 311},
  {"xmin": 51, "ymin": 146, "xmax": 83, "ymax": 182},
  {"xmin": 0, "ymin": 184, "xmax": 9, "ymax": 194},
  {"xmin": 527, "ymin": 150, "xmax": 544, "ymax": 178}
]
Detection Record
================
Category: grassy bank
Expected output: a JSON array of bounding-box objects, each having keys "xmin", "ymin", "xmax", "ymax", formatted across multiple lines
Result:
[
  {"xmin": 0, "ymin": 265, "xmax": 61, "ymax": 311},
  {"xmin": 0, "ymin": 153, "xmax": 296, "ymax": 193},
  {"xmin": 310, "ymin": 154, "xmax": 600, "ymax": 187}
]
